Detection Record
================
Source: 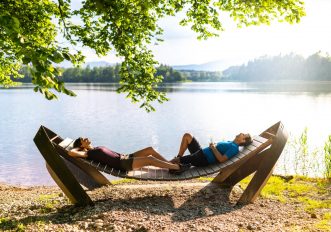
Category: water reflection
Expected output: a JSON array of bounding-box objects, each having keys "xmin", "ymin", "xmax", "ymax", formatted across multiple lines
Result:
[
  {"xmin": 4, "ymin": 81, "xmax": 331, "ymax": 95},
  {"xmin": 1, "ymin": 82, "xmax": 331, "ymax": 185}
]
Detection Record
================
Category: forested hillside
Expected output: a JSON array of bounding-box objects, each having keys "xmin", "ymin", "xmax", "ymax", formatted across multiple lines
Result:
[
  {"xmin": 17, "ymin": 52, "xmax": 331, "ymax": 83},
  {"xmin": 223, "ymin": 52, "xmax": 331, "ymax": 81}
]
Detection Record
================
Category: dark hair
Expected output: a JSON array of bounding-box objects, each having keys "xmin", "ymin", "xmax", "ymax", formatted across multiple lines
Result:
[
  {"xmin": 240, "ymin": 134, "xmax": 252, "ymax": 146},
  {"xmin": 73, "ymin": 137, "xmax": 83, "ymax": 148}
]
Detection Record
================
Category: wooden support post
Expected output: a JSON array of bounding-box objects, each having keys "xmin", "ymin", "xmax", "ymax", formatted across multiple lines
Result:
[
  {"xmin": 219, "ymin": 148, "xmax": 271, "ymax": 186},
  {"xmin": 34, "ymin": 126, "xmax": 93, "ymax": 206},
  {"xmin": 237, "ymin": 123, "xmax": 288, "ymax": 204},
  {"xmin": 54, "ymin": 145, "xmax": 111, "ymax": 189}
]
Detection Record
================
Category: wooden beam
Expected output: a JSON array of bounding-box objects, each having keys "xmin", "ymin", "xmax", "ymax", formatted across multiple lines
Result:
[
  {"xmin": 237, "ymin": 122, "xmax": 288, "ymax": 204},
  {"xmin": 34, "ymin": 126, "xmax": 93, "ymax": 206}
]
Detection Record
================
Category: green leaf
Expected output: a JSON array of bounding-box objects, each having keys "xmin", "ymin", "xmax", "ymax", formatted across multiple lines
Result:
[
  {"xmin": 22, "ymin": 56, "xmax": 31, "ymax": 64},
  {"xmin": 51, "ymin": 51, "xmax": 64, "ymax": 63}
]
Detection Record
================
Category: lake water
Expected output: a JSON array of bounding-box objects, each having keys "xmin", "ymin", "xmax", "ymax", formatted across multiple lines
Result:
[{"xmin": 1, "ymin": 81, "xmax": 331, "ymax": 185}]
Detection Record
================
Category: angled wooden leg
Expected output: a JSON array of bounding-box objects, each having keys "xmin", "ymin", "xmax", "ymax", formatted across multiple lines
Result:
[
  {"xmin": 34, "ymin": 126, "xmax": 93, "ymax": 206},
  {"xmin": 212, "ymin": 166, "xmax": 239, "ymax": 184},
  {"xmin": 53, "ymin": 144, "xmax": 111, "ymax": 190},
  {"xmin": 46, "ymin": 163, "xmax": 79, "ymax": 204},
  {"xmin": 237, "ymin": 127, "xmax": 288, "ymax": 204},
  {"xmin": 220, "ymin": 148, "xmax": 271, "ymax": 186},
  {"xmin": 61, "ymin": 158, "xmax": 111, "ymax": 190},
  {"xmin": 237, "ymin": 162, "xmax": 275, "ymax": 204}
]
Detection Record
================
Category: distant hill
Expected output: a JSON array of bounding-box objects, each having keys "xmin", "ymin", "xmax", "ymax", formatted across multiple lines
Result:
[
  {"xmin": 83, "ymin": 61, "xmax": 114, "ymax": 68},
  {"xmin": 172, "ymin": 60, "xmax": 232, "ymax": 71},
  {"xmin": 56, "ymin": 59, "xmax": 231, "ymax": 71},
  {"xmin": 55, "ymin": 61, "xmax": 114, "ymax": 68}
]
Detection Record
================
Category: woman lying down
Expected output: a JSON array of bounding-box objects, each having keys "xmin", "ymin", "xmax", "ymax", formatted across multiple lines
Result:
[{"xmin": 68, "ymin": 137, "xmax": 191, "ymax": 175}]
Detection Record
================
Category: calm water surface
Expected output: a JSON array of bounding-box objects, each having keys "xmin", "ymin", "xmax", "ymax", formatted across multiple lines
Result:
[{"xmin": 1, "ymin": 81, "xmax": 331, "ymax": 185}]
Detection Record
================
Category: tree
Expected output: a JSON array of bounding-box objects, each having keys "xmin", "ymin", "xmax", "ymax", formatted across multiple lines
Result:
[{"xmin": 0, "ymin": 0, "xmax": 305, "ymax": 111}]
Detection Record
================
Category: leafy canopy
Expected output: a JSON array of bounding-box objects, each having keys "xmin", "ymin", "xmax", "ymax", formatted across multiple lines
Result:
[{"xmin": 0, "ymin": 0, "xmax": 305, "ymax": 111}]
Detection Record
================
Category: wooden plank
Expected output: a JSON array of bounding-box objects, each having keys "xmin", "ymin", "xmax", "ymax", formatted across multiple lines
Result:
[
  {"xmin": 50, "ymin": 135, "xmax": 59, "ymax": 141},
  {"xmin": 148, "ymin": 167, "xmax": 156, "ymax": 179},
  {"xmin": 250, "ymin": 140, "xmax": 263, "ymax": 148},
  {"xmin": 195, "ymin": 167, "xmax": 207, "ymax": 176},
  {"xmin": 154, "ymin": 169, "xmax": 165, "ymax": 180},
  {"xmin": 237, "ymin": 153, "xmax": 246, "ymax": 159},
  {"xmin": 265, "ymin": 131, "xmax": 276, "ymax": 137},
  {"xmin": 246, "ymin": 144, "xmax": 258, "ymax": 152},
  {"xmin": 217, "ymin": 160, "xmax": 229, "ymax": 169},
  {"xmin": 254, "ymin": 136, "xmax": 269, "ymax": 144},
  {"xmin": 230, "ymin": 155, "xmax": 241, "ymax": 162},
  {"xmin": 189, "ymin": 167, "xmax": 201, "ymax": 178},
  {"xmin": 154, "ymin": 169, "xmax": 161, "ymax": 180},
  {"xmin": 127, "ymin": 170, "xmax": 135, "ymax": 177},
  {"xmin": 141, "ymin": 168, "xmax": 151, "ymax": 179},
  {"xmin": 223, "ymin": 158, "xmax": 235, "ymax": 166},
  {"xmin": 58, "ymin": 138, "xmax": 73, "ymax": 149},
  {"xmin": 201, "ymin": 166, "xmax": 215, "ymax": 176},
  {"xmin": 184, "ymin": 168, "xmax": 193, "ymax": 179},
  {"xmin": 207, "ymin": 164, "xmax": 221, "ymax": 172},
  {"xmin": 162, "ymin": 169, "xmax": 169, "ymax": 180}
]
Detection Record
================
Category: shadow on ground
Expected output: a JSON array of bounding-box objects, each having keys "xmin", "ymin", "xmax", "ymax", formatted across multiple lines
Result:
[{"xmin": 1, "ymin": 183, "xmax": 248, "ymax": 231}]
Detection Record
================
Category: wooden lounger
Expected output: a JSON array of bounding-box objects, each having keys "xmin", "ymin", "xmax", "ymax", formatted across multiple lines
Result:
[{"xmin": 33, "ymin": 121, "xmax": 288, "ymax": 206}]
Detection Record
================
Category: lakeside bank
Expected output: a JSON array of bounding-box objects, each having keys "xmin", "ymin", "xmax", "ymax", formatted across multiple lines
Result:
[{"xmin": 0, "ymin": 176, "xmax": 330, "ymax": 231}]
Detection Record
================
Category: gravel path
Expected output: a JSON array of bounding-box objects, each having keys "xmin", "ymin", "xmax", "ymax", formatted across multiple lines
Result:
[{"xmin": 0, "ymin": 180, "xmax": 327, "ymax": 231}]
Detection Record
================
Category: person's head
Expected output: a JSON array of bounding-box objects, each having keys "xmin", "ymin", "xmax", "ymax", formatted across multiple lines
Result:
[
  {"xmin": 73, "ymin": 137, "xmax": 91, "ymax": 149},
  {"xmin": 234, "ymin": 133, "xmax": 252, "ymax": 146}
]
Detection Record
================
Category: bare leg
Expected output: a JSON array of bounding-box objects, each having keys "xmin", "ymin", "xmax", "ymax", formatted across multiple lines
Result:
[
  {"xmin": 170, "ymin": 133, "xmax": 194, "ymax": 164},
  {"xmin": 132, "ymin": 156, "xmax": 180, "ymax": 170},
  {"xmin": 177, "ymin": 133, "xmax": 193, "ymax": 157},
  {"xmin": 131, "ymin": 147, "xmax": 168, "ymax": 162}
]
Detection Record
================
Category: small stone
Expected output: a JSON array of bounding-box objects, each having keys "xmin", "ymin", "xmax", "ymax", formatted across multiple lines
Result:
[
  {"xmin": 205, "ymin": 208, "xmax": 214, "ymax": 216},
  {"xmin": 95, "ymin": 219, "xmax": 103, "ymax": 223},
  {"xmin": 247, "ymin": 224, "xmax": 256, "ymax": 230},
  {"xmin": 310, "ymin": 213, "xmax": 317, "ymax": 219},
  {"xmin": 95, "ymin": 222, "xmax": 103, "ymax": 228}
]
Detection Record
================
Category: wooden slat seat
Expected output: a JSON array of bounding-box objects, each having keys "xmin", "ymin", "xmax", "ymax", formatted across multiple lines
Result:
[
  {"xmin": 53, "ymin": 135, "xmax": 271, "ymax": 181},
  {"xmin": 34, "ymin": 121, "xmax": 288, "ymax": 206}
]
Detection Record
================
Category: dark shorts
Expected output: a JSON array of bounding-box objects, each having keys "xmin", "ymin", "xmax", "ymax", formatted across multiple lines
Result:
[
  {"xmin": 119, "ymin": 154, "xmax": 134, "ymax": 171},
  {"xmin": 179, "ymin": 137, "xmax": 209, "ymax": 167}
]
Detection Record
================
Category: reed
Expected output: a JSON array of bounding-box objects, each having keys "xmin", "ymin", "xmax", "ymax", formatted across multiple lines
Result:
[
  {"xmin": 278, "ymin": 128, "xmax": 329, "ymax": 179},
  {"xmin": 323, "ymin": 135, "xmax": 331, "ymax": 180}
]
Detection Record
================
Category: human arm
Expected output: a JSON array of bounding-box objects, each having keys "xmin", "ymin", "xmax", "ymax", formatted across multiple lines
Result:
[
  {"xmin": 68, "ymin": 148, "xmax": 88, "ymax": 158},
  {"xmin": 209, "ymin": 143, "xmax": 228, "ymax": 163}
]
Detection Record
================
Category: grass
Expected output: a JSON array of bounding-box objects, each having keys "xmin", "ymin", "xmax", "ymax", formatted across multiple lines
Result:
[
  {"xmin": 0, "ymin": 217, "xmax": 25, "ymax": 231},
  {"xmin": 281, "ymin": 128, "xmax": 331, "ymax": 179},
  {"xmin": 36, "ymin": 193, "xmax": 61, "ymax": 213},
  {"xmin": 239, "ymin": 175, "xmax": 331, "ymax": 231},
  {"xmin": 316, "ymin": 212, "xmax": 331, "ymax": 230},
  {"xmin": 110, "ymin": 178, "xmax": 138, "ymax": 185},
  {"xmin": 324, "ymin": 135, "xmax": 331, "ymax": 179}
]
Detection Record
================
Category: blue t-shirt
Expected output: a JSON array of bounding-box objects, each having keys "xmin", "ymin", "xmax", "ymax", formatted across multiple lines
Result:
[{"xmin": 202, "ymin": 141, "xmax": 239, "ymax": 164}]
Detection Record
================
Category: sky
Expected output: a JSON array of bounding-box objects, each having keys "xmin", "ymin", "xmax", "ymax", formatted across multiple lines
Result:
[{"xmin": 72, "ymin": 0, "xmax": 331, "ymax": 67}]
